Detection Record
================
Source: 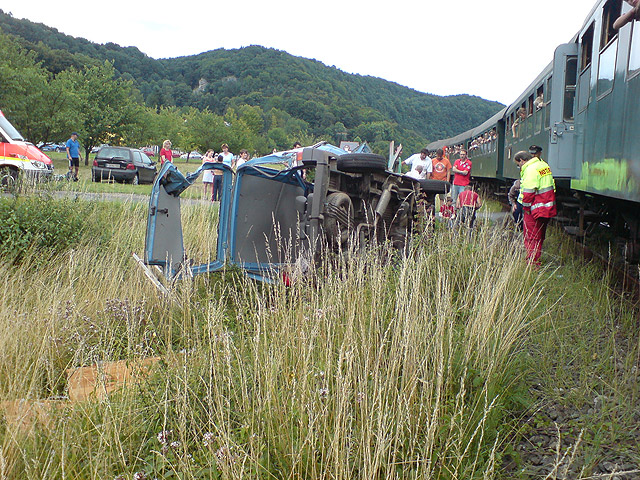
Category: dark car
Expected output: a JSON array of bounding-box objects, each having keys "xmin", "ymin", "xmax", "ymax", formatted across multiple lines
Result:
[
  {"xmin": 41, "ymin": 143, "xmax": 65, "ymax": 152},
  {"xmin": 92, "ymin": 146, "xmax": 157, "ymax": 184}
]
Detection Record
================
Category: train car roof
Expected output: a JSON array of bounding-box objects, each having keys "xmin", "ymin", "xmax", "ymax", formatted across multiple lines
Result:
[
  {"xmin": 470, "ymin": 107, "xmax": 507, "ymax": 136},
  {"xmin": 427, "ymin": 107, "xmax": 506, "ymax": 151}
]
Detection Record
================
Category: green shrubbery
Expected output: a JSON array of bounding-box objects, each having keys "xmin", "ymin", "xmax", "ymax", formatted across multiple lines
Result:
[{"xmin": 0, "ymin": 195, "xmax": 104, "ymax": 264}]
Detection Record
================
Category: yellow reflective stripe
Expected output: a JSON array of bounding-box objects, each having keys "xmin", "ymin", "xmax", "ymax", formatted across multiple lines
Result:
[
  {"xmin": 538, "ymin": 185, "xmax": 555, "ymax": 193},
  {"xmin": 531, "ymin": 201, "xmax": 555, "ymax": 210},
  {"xmin": 521, "ymin": 187, "xmax": 536, "ymax": 193}
]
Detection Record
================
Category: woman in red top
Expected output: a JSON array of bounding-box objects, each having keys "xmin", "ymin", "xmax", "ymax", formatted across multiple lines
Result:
[{"xmin": 160, "ymin": 140, "xmax": 173, "ymax": 165}]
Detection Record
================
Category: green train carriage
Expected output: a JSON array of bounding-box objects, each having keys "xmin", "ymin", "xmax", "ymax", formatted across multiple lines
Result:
[{"xmin": 428, "ymin": 0, "xmax": 640, "ymax": 259}]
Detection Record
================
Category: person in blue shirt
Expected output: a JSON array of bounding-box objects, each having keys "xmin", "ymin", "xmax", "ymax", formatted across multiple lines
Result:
[{"xmin": 65, "ymin": 132, "xmax": 82, "ymax": 181}]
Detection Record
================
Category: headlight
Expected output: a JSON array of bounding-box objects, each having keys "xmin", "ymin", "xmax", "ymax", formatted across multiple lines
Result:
[{"xmin": 31, "ymin": 160, "xmax": 46, "ymax": 169}]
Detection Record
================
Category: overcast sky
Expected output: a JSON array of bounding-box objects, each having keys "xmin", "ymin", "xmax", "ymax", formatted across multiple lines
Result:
[{"xmin": 3, "ymin": 0, "xmax": 593, "ymax": 105}]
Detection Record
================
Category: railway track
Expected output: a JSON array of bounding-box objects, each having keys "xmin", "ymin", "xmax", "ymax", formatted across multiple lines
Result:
[{"xmin": 492, "ymin": 190, "xmax": 640, "ymax": 306}]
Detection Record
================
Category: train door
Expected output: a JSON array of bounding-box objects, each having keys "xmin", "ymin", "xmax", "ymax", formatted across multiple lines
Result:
[{"xmin": 548, "ymin": 43, "xmax": 578, "ymax": 177}]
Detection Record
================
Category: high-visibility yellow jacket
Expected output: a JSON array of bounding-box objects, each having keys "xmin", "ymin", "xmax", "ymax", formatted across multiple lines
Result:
[{"xmin": 518, "ymin": 157, "xmax": 557, "ymax": 218}]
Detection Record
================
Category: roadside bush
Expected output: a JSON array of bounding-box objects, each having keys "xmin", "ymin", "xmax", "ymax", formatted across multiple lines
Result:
[{"xmin": 0, "ymin": 195, "xmax": 103, "ymax": 264}]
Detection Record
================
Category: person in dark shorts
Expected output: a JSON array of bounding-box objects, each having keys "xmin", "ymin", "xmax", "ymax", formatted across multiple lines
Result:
[{"xmin": 65, "ymin": 132, "xmax": 82, "ymax": 181}]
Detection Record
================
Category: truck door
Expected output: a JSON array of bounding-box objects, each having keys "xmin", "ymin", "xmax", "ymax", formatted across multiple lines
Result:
[
  {"xmin": 144, "ymin": 171, "xmax": 185, "ymax": 277},
  {"xmin": 548, "ymin": 43, "xmax": 578, "ymax": 177},
  {"xmin": 145, "ymin": 162, "xmax": 235, "ymax": 279}
]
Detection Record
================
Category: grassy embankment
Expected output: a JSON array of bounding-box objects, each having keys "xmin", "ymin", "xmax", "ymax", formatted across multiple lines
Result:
[{"xmin": 0, "ymin": 191, "xmax": 637, "ymax": 479}]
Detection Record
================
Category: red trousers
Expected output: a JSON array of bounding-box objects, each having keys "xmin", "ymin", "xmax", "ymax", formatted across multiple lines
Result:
[{"xmin": 523, "ymin": 214, "xmax": 549, "ymax": 266}]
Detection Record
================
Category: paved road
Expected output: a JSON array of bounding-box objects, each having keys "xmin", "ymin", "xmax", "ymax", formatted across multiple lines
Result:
[{"xmin": 1, "ymin": 190, "xmax": 208, "ymax": 206}]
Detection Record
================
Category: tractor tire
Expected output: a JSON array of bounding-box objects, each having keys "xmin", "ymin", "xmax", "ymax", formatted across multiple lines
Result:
[
  {"xmin": 336, "ymin": 153, "xmax": 387, "ymax": 173},
  {"xmin": 323, "ymin": 192, "xmax": 354, "ymax": 246}
]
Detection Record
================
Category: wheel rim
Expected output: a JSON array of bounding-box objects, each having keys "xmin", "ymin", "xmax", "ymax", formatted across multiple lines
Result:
[
  {"xmin": 0, "ymin": 167, "xmax": 18, "ymax": 191},
  {"xmin": 324, "ymin": 192, "xmax": 354, "ymax": 245}
]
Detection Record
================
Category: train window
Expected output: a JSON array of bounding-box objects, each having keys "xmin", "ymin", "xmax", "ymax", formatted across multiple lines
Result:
[
  {"xmin": 597, "ymin": 39, "xmax": 617, "ymax": 96},
  {"xmin": 578, "ymin": 69, "xmax": 591, "ymax": 112},
  {"xmin": 581, "ymin": 23, "xmax": 595, "ymax": 71},
  {"xmin": 535, "ymin": 87, "xmax": 544, "ymax": 133},
  {"xmin": 535, "ymin": 86, "xmax": 544, "ymax": 110},
  {"xmin": 545, "ymin": 77, "xmax": 552, "ymax": 128},
  {"xmin": 564, "ymin": 56, "xmax": 578, "ymax": 121},
  {"xmin": 528, "ymin": 95, "xmax": 534, "ymax": 116},
  {"xmin": 628, "ymin": 22, "xmax": 640, "ymax": 78},
  {"xmin": 601, "ymin": 0, "xmax": 622, "ymax": 50}
]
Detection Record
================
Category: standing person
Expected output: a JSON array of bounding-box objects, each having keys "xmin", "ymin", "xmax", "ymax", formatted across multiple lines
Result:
[
  {"xmin": 431, "ymin": 148, "xmax": 453, "ymax": 211},
  {"xmin": 508, "ymin": 179, "xmax": 523, "ymax": 230},
  {"xmin": 431, "ymin": 148, "xmax": 452, "ymax": 182},
  {"xmin": 220, "ymin": 143, "xmax": 234, "ymax": 168},
  {"xmin": 451, "ymin": 149, "xmax": 472, "ymax": 205},
  {"xmin": 160, "ymin": 140, "xmax": 173, "ymax": 166},
  {"xmin": 236, "ymin": 149, "xmax": 249, "ymax": 169},
  {"xmin": 529, "ymin": 144, "xmax": 544, "ymax": 160},
  {"xmin": 514, "ymin": 150, "xmax": 557, "ymax": 267},
  {"xmin": 65, "ymin": 132, "xmax": 82, "ymax": 181},
  {"xmin": 201, "ymin": 149, "xmax": 216, "ymax": 200},
  {"xmin": 402, "ymin": 148, "xmax": 432, "ymax": 179},
  {"xmin": 212, "ymin": 154, "xmax": 224, "ymax": 202},
  {"xmin": 455, "ymin": 185, "xmax": 482, "ymax": 229}
]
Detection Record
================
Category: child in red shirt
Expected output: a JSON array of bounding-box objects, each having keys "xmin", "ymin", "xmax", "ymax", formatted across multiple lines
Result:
[{"xmin": 439, "ymin": 197, "xmax": 456, "ymax": 218}]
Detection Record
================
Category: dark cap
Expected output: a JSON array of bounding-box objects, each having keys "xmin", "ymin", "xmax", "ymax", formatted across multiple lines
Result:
[
  {"xmin": 71, "ymin": 132, "xmax": 79, "ymax": 136},
  {"xmin": 528, "ymin": 145, "xmax": 542, "ymax": 154}
]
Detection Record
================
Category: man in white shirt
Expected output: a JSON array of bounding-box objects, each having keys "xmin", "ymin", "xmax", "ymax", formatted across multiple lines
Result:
[{"xmin": 402, "ymin": 148, "xmax": 432, "ymax": 179}]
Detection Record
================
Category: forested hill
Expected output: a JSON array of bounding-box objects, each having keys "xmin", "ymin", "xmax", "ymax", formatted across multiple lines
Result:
[{"xmin": 0, "ymin": 9, "xmax": 503, "ymax": 150}]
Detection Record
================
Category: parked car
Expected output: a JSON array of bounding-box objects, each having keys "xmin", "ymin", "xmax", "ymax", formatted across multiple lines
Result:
[
  {"xmin": 92, "ymin": 146, "xmax": 157, "ymax": 184},
  {"xmin": 91, "ymin": 144, "xmax": 109, "ymax": 154},
  {"xmin": 41, "ymin": 143, "xmax": 65, "ymax": 152},
  {"xmin": 179, "ymin": 151, "xmax": 202, "ymax": 160},
  {"xmin": 141, "ymin": 147, "xmax": 155, "ymax": 157}
]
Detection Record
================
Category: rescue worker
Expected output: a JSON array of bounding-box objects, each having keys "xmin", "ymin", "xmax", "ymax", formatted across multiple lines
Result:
[{"xmin": 514, "ymin": 150, "xmax": 557, "ymax": 267}]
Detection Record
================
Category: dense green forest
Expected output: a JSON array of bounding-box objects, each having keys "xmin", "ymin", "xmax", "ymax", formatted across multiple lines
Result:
[{"xmin": 0, "ymin": 9, "xmax": 503, "ymax": 156}]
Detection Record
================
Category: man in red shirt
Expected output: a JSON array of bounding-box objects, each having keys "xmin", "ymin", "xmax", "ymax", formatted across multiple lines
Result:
[
  {"xmin": 456, "ymin": 185, "xmax": 482, "ymax": 229},
  {"xmin": 451, "ymin": 149, "xmax": 472, "ymax": 205}
]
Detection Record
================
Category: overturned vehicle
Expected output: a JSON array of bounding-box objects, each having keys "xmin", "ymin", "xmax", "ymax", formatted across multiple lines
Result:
[{"xmin": 144, "ymin": 142, "xmax": 448, "ymax": 283}]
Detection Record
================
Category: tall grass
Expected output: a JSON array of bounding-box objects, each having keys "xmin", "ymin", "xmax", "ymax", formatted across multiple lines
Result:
[{"xmin": 0, "ymin": 197, "xmax": 612, "ymax": 479}]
